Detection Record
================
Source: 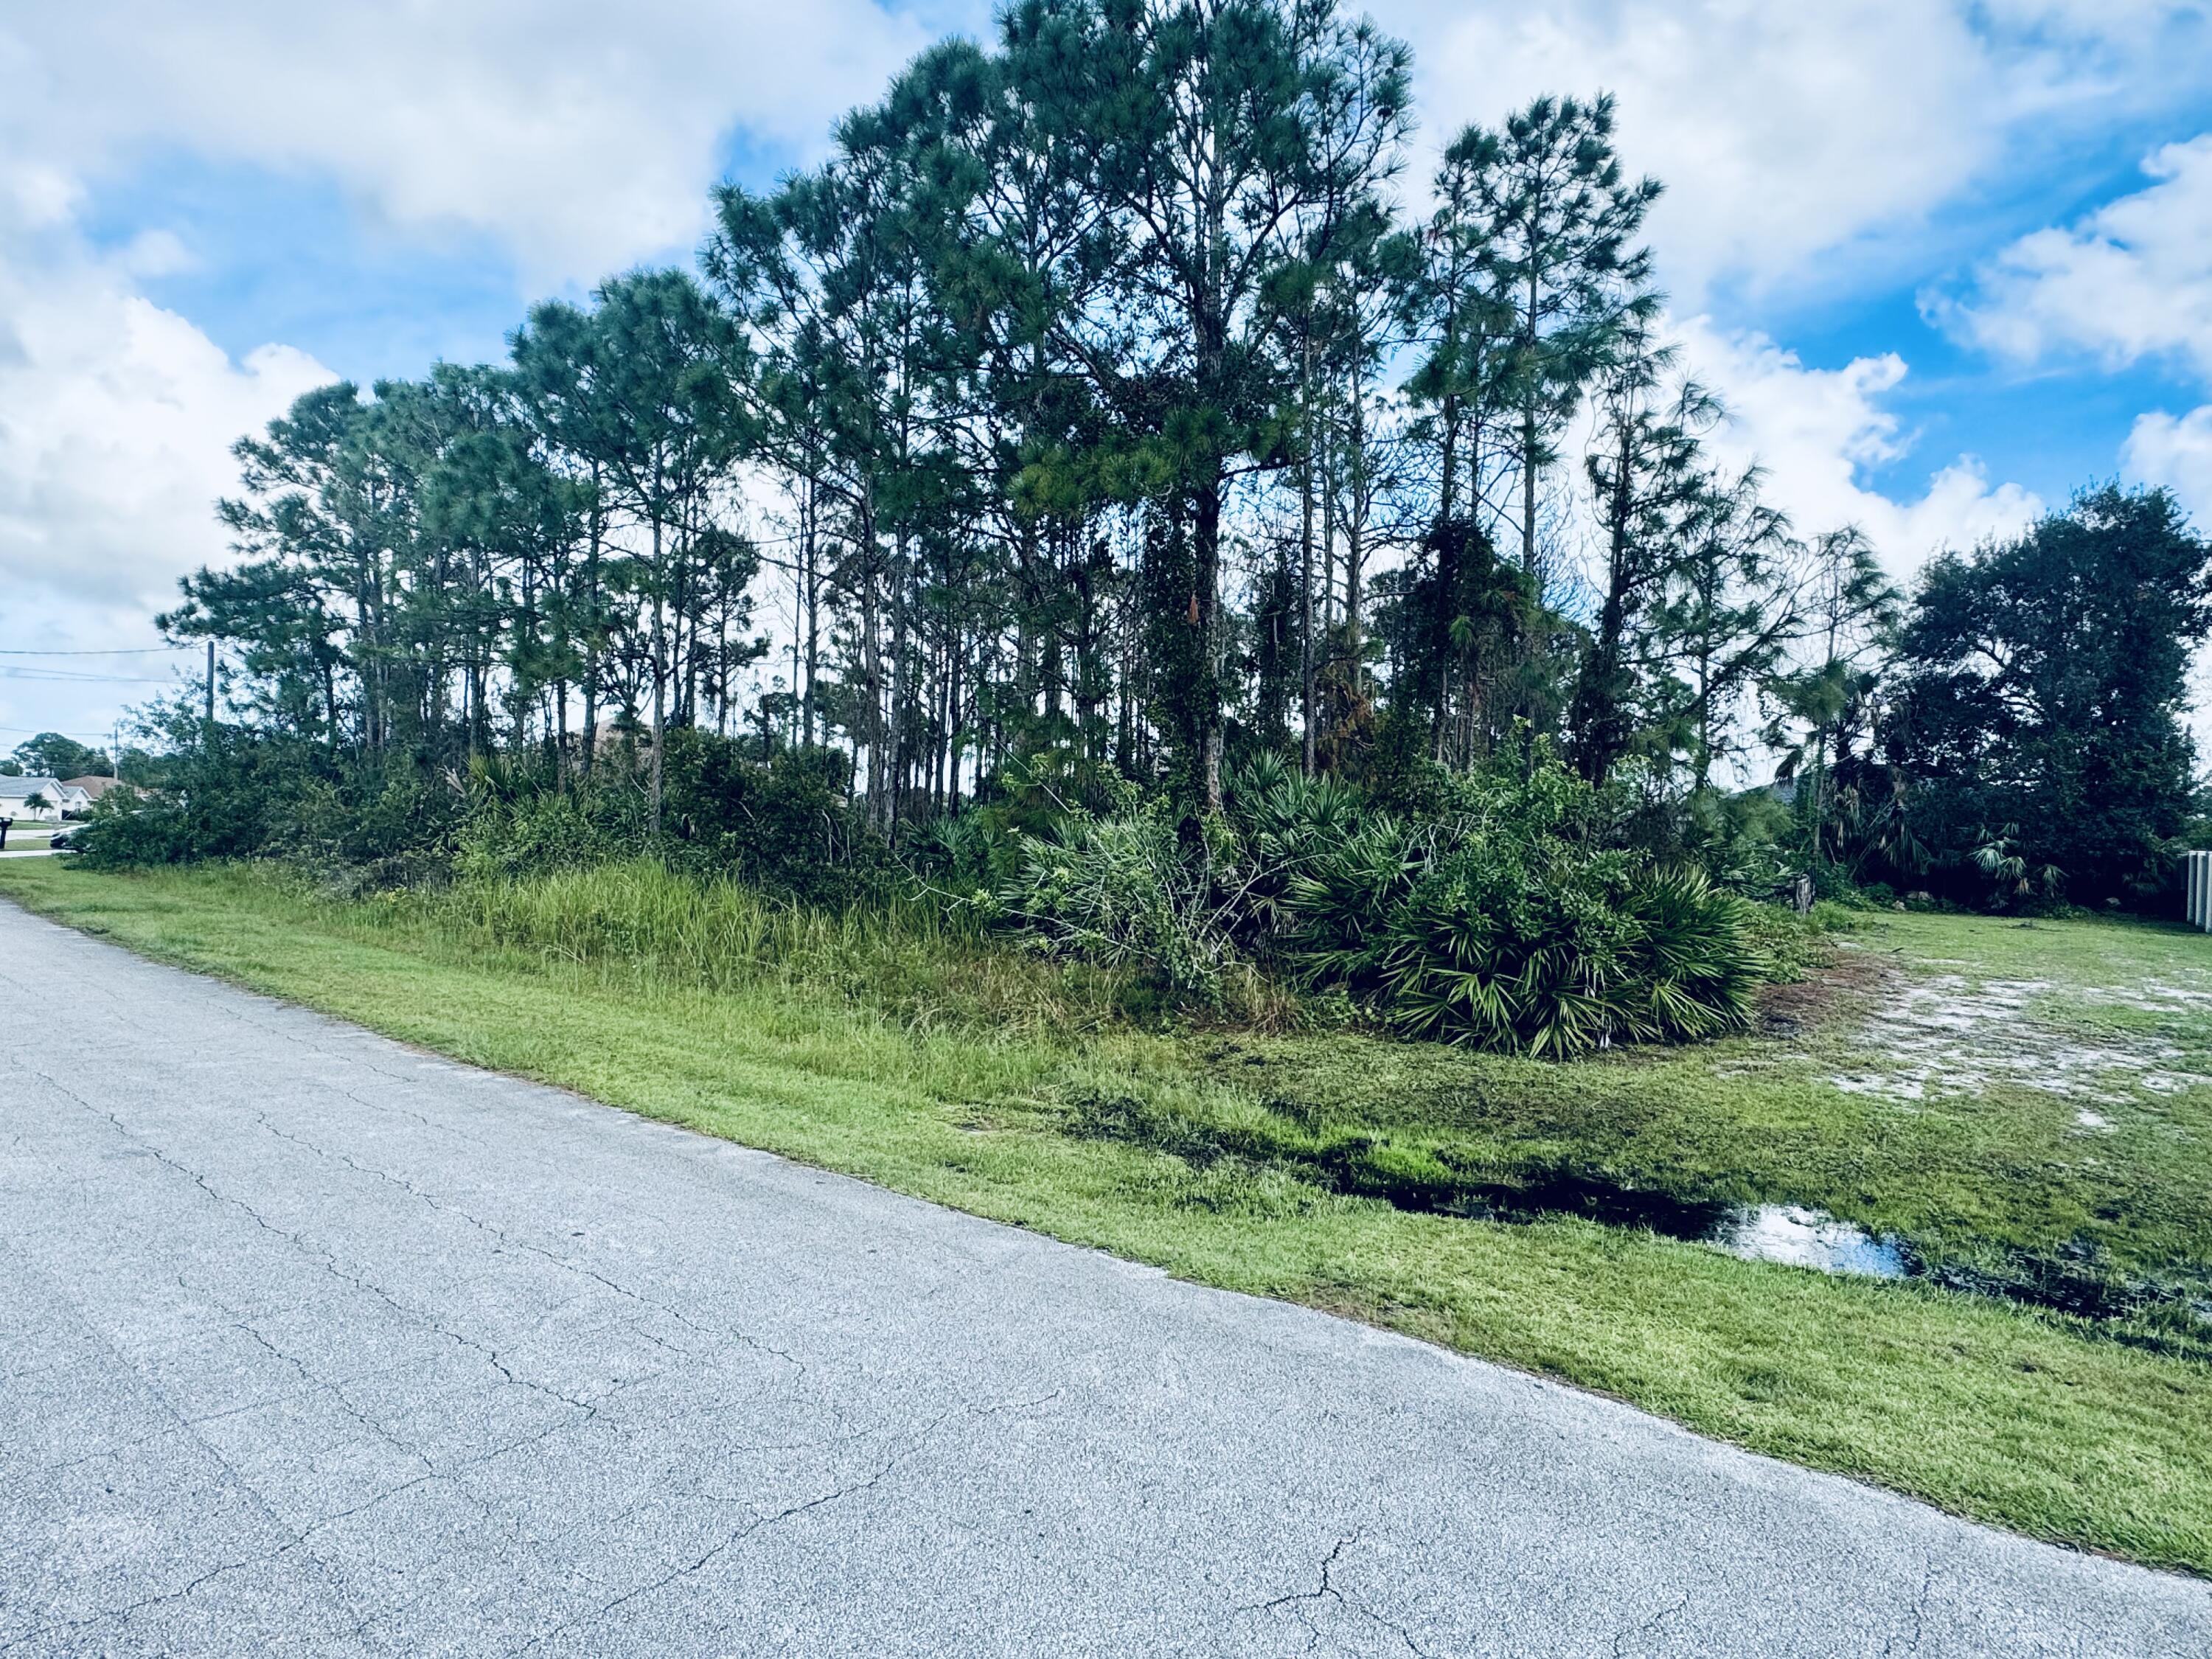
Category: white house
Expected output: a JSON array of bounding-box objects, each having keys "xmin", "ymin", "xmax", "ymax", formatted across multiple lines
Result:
[
  {"xmin": 0, "ymin": 776, "xmax": 92, "ymax": 823},
  {"xmin": 63, "ymin": 775, "xmax": 128, "ymax": 806}
]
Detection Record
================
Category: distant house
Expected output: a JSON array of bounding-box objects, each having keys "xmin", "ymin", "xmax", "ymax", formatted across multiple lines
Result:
[
  {"xmin": 63, "ymin": 775, "xmax": 128, "ymax": 808},
  {"xmin": 0, "ymin": 776, "xmax": 91, "ymax": 823}
]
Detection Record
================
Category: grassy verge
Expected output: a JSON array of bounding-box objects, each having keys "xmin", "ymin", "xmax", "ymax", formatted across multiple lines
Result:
[{"xmin": 4, "ymin": 858, "xmax": 2208, "ymax": 1574}]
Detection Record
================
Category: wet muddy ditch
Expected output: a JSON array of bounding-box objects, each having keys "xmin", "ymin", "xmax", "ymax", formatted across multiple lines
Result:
[{"xmin": 1066, "ymin": 1086, "xmax": 2212, "ymax": 1357}]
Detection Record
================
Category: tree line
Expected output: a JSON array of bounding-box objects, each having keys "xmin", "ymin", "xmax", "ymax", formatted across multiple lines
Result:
[{"xmin": 156, "ymin": 0, "xmax": 2212, "ymax": 908}]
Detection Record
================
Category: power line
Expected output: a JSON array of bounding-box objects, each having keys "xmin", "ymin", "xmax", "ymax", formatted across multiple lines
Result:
[
  {"xmin": 0, "ymin": 667, "xmax": 181, "ymax": 684},
  {"xmin": 0, "ymin": 647, "xmax": 191, "ymax": 656}
]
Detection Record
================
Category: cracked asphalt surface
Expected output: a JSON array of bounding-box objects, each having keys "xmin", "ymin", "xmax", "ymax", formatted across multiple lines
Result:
[{"xmin": 4, "ymin": 900, "xmax": 2210, "ymax": 1656}]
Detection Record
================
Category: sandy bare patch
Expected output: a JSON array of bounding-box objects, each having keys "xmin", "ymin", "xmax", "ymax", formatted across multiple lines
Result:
[{"xmin": 1829, "ymin": 972, "xmax": 2212, "ymax": 1108}]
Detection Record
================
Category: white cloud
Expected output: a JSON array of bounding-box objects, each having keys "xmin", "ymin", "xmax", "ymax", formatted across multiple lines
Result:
[
  {"xmin": 1674, "ymin": 316, "xmax": 2043, "ymax": 574},
  {"xmin": 1935, "ymin": 133, "xmax": 2212, "ymax": 378},
  {"xmin": 2124, "ymin": 405, "xmax": 2212, "ymax": 526},
  {"xmin": 0, "ymin": 0, "xmax": 947, "ymax": 738},
  {"xmin": 2, "ymin": 2, "xmax": 2199, "ymax": 298},
  {"xmin": 0, "ymin": 1, "xmax": 943, "ymax": 287},
  {"xmin": 0, "ymin": 178, "xmax": 333, "ymax": 737},
  {"xmin": 1388, "ymin": 0, "xmax": 2208, "ymax": 301}
]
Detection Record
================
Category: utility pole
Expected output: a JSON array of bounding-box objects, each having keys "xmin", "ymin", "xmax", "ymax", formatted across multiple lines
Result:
[{"xmin": 204, "ymin": 640, "xmax": 216, "ymax": 728}]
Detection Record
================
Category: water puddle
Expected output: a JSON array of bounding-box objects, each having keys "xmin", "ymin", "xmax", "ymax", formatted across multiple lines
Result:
[
  {"xmin": 1705, "ymin": 1204, "xmax": 1906, "ymax": 1279},
  {"xmin": 1376, "ymin": 1178, "xmax": 1905, "ymax": 1284},
  {"xmin": 1444, "ymin": 1178, "xmax": 1908, "ymax": 1281}
]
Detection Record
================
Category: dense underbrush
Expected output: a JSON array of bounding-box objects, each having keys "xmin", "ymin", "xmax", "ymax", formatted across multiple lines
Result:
[
  {"xmin": 73, "ymin": 726, "xmax": 1809, "ymax": 1055},
  {"xmin": 980, "ymin": 748, "xmax": 1781, "ymax": 1053}
]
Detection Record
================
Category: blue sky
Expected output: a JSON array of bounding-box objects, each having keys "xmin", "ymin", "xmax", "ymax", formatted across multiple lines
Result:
[{"xmin": 2, "ymin": 0, "xmax": 2210, "ymax": 751}]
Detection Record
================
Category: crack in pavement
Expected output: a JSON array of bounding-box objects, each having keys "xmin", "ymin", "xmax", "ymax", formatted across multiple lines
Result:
[
  {"xmin": 31, "ymin": 1059, "xmax": 605, "ymax": 1433},
  {"xmin": 245, "ymin": 1105, "xmax": 808, "ymax": 1382},
  {"xmin": 1610, "ymin": 1592, "xmax": 1690, "ymax": 1658},
  {"xmin": 1881, "ymin": 1557, "xmax": 1941, "ymax": 1657},
  {"xmin": 504, "ymin": 1407, "xmax": 958, "ymax": 1658},
  {"xmin": 1235, "ymin": 1534, "xmax": 1432, "ymax": 1657}
]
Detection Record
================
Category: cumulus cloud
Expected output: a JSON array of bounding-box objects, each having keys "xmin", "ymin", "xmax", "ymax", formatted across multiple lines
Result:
[
  {"xmin": 0, "ymin": 172, "xmax": 332, "ymax": 734},
  {"xmin": 1933, "ymin": 133, "xmax": 2212, "ymax": 378},
  {"xmin": 4, "ymin": 1, "xmax": 2202, "ymax": 296},
  {"xmin": 0, "ymin": 237, "xmax": 329, "ymax": 609},
  {"xmin": 1391, "ymin": 0, "xmax": 2208, "ymax": 301},
  {"xmin": 1674, "ymin": 316, "xmax": 2043, "ymax": 575},
  {"xmin": 0, "ymin": 0, "xmax": 943, "ymax": 731},
  {"xmin": 0, "ymin": 1, "xmax": 942, "ymax": 287},
  {"xmin": 2124, "ymin": 405, "xmax": 2212, "ymax": 526}
]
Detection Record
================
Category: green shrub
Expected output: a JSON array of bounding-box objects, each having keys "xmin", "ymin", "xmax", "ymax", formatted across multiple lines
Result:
[
  {"xmin": 990, "ymin": 744, "xmax": 1775, "ymax": 1053},
  {"xmin": 1282, "ymin": 827, "xmax": 1763, "ymax": 1054},
  {"xmin": 456, "ymin": 780, "xmax": 643, "ymax": 882},
  {"xmin": 72, "ymin": 790, "xmax": 201, "ymax": 869},
  {"xmin": 1229, "ymin": 747, "xmax": 1755, "ymax": 1051},
  {"xmin": 998, "ymin": 796, "xmax": 1240, "ymax": 1002},
  {"xmin": 660, "ymin": 732, "xmax": 877, "ymax": 903}
]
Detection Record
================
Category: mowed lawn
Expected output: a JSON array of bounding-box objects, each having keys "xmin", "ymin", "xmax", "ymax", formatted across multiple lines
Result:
[{"xmin": 4, "ymin": 857, "xmax": 2208, "ymax": 1576}]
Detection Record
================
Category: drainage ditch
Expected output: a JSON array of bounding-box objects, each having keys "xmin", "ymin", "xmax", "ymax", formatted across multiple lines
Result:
[{"xmin": 1067, "ymin": 1087, "xmax": 2212, "ymax": 1359}]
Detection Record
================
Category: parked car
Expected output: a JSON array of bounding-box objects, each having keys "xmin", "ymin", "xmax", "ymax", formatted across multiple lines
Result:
[{"xmin": 47, "ymin": 827, "xmax": 80, "ymax": 852}]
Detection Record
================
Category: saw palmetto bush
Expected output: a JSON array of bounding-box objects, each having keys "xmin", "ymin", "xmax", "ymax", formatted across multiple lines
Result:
[
  {"xmin": 1222, "ymin": 758, "xmax": 1375, "ymax": 943},
  {"xmin": 1265, "ymin": 751, "xmax": 1768, "ymax": 1054},
  {"xmin": 995, "ymin": 743, "xmax": 1771, "ymax": 1052},
  {"xmin": 1283, "ymin": 830, "xmax": 1762, "ymax": 1054}
]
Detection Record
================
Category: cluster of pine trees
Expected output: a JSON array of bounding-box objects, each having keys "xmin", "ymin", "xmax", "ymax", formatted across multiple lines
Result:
[
  {"xmin": 161, "ymin": 0, "xmax": 2210, "ymax": 908},
  {"xmin": 171, "ymin": 4, "xmax": 1873, "ymax": 819}
]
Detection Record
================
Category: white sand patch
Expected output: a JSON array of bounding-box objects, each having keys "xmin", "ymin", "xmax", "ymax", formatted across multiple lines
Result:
[
  {"xmin": 2141, "ymin": 1071, "xmax": 2212, "ymax": 1094},
  {"xmin": 2081, "ymin": 979, "xmax": 2212, "ymax": 1016},
  {"xmin": 1830, "ymin": 973, "xmax": 2209, "ymax": 1105}
]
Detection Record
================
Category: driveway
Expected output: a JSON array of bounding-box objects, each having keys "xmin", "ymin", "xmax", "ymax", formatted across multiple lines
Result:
[{"xmin": 3, "ymin": 897, "xmax": 2207, "ymax": 1656}]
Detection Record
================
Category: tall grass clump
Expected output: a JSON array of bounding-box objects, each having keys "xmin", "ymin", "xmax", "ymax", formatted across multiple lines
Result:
[
  {"xmin": 436, "ymin": 860, "xmax": 789, "ymax": 988},
  {"xmin": 399, "ymin": 858, "xmax": 1147, "ymax": 1037}
]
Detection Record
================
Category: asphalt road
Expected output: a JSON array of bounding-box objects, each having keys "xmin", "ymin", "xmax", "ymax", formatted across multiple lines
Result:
[{"xmin": 4, "ymin": 899, "xmax": 2208, "ymax": 1657}]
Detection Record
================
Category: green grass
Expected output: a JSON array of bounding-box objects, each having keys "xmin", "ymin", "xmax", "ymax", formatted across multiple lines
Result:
[
  {"xmin": 1166, "ymin": 919, "xmax": 2212, "ymax": 1287},
  {"xmin": 4, "ymin": 858, "xmax": 2209, "ymax": 1576}
]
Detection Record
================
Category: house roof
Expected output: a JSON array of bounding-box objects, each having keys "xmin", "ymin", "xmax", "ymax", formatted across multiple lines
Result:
[
  {"xmin": 0, "ymin": 776, "xmax": 67, "ymax": 800},
  {"xmin": 63, "ymin": 775, "xmax": 126, "ymax": 800}
]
